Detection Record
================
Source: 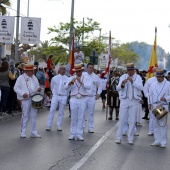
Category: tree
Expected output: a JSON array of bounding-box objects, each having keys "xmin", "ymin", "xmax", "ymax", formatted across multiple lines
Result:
[
  {"xmin": 112, "ymin": 44, "xmax": 139, "ymax": 65},
  {"xmin": 48, "ymin": 18, "xmax": 101, "ymax": 52},
  {"xmin": 0, "ymin": 0, "xmax": 11, "ymax": 15}
]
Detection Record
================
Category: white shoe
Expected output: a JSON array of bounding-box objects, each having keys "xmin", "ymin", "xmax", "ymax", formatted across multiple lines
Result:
[
  {"xmin": 88, "ymin": 129, "xmax": 94, "ymax": 133},
  {"xmin": 128, "ymin": 140, "xmax": 134, "ymax": 145},
  {"xmin": 46, "ymin": 127, "xmax": 51, "ymax": 131},
  {"xmin": 30, "ymin": 134, "xmax": 41, "ymax": 138},
  {"xmin": 77, "ymin": 136, "xmax": 84, "ymax": 141},
  {"xmin": 115, "ymin": 139, "xmax": 121, "ymax": 144},
  {"xmin": 134, "ymin": 132, "xmax": 139, "ymax": 136},
  {"xmin": 20, "ymin": 134, "xmax": 26, "ymax": 138},
  {"xmin": 2, "ymin": 112, "xmax": 9, "ymax": 117},
  {"xmin": 57, "ymin": 126, "xmax": 62, "ymax": 131},
  {"xmin": 68, "ymin": 136, "xmax": 75, "ymax": 140},
  {"xmin": 161, "ymin": 144, "xmax": 166, "ymax": 148},
  {"xmin": 148, "ymin": 132, "xmax": 154, "ymax": 136},
  {"xmin": 151, "ymin": 142, "xmax": 160, "ymax": 146}
]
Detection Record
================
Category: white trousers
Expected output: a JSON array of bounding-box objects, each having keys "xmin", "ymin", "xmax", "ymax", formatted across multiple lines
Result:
[
  {"xmin": 46, "ymin": 95, "xmax": 67, "ymax": 128},
  {"xmin": 84, "ymin": 96, "xmax": 96, "ymax": 130},
  {"xmin": 136, "ymin": 102, "xmax": 142, "ymax": 124},
  {"xmin": 152, "ymin": 104, "xmax": 168, "ymax": 145},
  {"xmin": 148, "ymin": 110, "xmax": 154, "ymax": 133},
  {"xmin": 70, "ymin": 97, "xmax": 87, "ymax": 138},
  {"xmin": 20, "ymin": 98, "xmax": 38, "ymax": 135},
  {"xmin": 117, "ymin": 98, "xmax": 138, "ymax": 141}
]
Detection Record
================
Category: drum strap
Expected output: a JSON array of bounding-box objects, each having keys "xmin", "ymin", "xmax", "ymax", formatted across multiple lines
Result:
[{"xmin": 157, "ymin": 114, "xmax": 168, "ymax": 127}]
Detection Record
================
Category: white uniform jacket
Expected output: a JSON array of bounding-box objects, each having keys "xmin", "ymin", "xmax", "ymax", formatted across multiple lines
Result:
[
  {"xmin": 51, "ymin": 74, "xmax": 69, "ymax": 96},
  {"xmin": 116, "ymin": 73, "xmax": 143, "ymax": 100},
  {"xmin": 14, "ymin": 73, "xmax": 40, "ymax": 100},
  {"xmin": 143, "ymin": 76, "xmax": 157, "ymax": 98},
  {"xmin": 64, "ymin": 75, "xmax": 91, "ymax": 96},
  {"xmin": 83, "ymin": 72, "xmax": 102, "ymax": 96},
  {"xmin": 74, "ymin": 51, "xmax": 84, "ymax": 64},
  {"xmin": 148, "ymin": 79, "xmax": 170, "ymax": 106}
]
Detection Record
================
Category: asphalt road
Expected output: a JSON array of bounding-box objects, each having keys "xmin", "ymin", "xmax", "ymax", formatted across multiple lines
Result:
[{"xmin": 0, "ymin": 100, "xmax": 170, "ymax": 170}]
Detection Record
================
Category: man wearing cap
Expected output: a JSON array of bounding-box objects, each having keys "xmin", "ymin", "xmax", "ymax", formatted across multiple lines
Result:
[
  {"xmin": 14, "ymin": 64, "xmax": 41, "ymax": 138},
  {"xmin": 46, "ymin": 66, "xmax": 69, "ymax": 131},
  {"xmin": 64, "ymin": 64, "xmax": 91, "ymax": 141},
  {"xmin": 116, "ymin": 63, "xmax": 143, "ymax": 145},
  {"xmin": 83, "ymin": 62, "xmax": 102, "ymax": 133},
  {"xmin": 143, "ymin": 67, "xmax": 157, "ymax": 136},
  {"xmin": 148, "ymin": 68, "xmax": 170, "ymax": 148},
  {"xmin": 74, "ymin": 47, "xmax": 84, "ymax": 64}
]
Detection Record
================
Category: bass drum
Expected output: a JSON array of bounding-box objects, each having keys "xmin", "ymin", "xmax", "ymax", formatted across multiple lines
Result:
[{"xmin": 31, "ymin": 94, "xmax": 44, "ymax": 109}]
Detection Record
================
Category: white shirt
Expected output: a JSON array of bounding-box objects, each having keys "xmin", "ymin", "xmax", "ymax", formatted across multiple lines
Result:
[
  {"xmin": 51, "ymin": 74, "xmax": 69, "ymax": 96},
  {"xmin": 64, "ymin": 74, "xmax": 91, "ymax": 96},
  {"xmin": 83, "ymin": 72, "xmax": 102, "ymax": 96}
]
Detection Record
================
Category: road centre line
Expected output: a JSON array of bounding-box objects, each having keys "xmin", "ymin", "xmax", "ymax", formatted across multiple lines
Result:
[{"xmin": 70, "ymin": 125, "xmax": 117, "ymax": 170}]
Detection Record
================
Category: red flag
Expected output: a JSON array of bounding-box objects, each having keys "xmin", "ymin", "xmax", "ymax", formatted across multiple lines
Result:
[
  {"xmin": 105, "ymin": 31, "xmax": 111, "ymax": 79},
  {"xmin": 69, "ymin": 32, "xmax": 74, "ymax": 75}
]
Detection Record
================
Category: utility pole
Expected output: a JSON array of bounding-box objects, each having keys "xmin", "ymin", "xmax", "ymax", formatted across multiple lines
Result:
[
  {"xmin": 15, "ymin": 0, "xmax": 20, "ymax": 62},
  {"xmin": 69, "ymin": 0, "xmax": 74, "ymax": 56},
  {"xmin": 27, "ymin": 0, "xmax": 30, "ymax": 17}
]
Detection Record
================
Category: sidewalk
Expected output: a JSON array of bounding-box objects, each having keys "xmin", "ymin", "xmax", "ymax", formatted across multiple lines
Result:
[{"xmin": 0, "ymin": 111, "xmax": 22, "ymax": 123}]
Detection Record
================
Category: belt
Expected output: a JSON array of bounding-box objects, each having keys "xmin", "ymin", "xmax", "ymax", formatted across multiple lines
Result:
[
  {"xmin": 71, "ymin": 95, "xmax": 86, "ymax": 99},
  {"xmin": 56, "ymin": 94, "xmax": 67, "ymax": 96}
]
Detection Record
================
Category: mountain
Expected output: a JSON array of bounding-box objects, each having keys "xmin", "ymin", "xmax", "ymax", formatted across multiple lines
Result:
[{"xmin": 128, "ymin": 41, "xmax": 170, "ymax": 71}]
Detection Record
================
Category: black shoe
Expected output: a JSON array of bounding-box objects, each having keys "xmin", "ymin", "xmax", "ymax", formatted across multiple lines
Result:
[
  {"xmin": 108, "ymin": 117, "xmax": 112, "ymax": 120},
  {"xmin": 116, "ymin": 117, "xmax": 119, "ymax": 120},
  {"xmin": 142, "ymin": 116, "xmax": 149, "ymax": 120}
]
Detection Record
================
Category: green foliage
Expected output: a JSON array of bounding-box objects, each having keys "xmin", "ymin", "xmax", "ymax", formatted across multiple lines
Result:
[
  {"xmin": 0, "ymin": 0, "xmax": 11, "ymax": 15},
  {"xmin": 112, "ymin": 44, "xmax": 139, "ymax": 65}
]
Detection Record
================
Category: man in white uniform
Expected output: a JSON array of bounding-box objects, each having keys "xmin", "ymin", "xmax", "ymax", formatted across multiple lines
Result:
[
  {"xmin": 46, "ymin": 66, "xmax": 69, "ymax": 131},
  {"xmin": 83, "ymin": 62, "xmax": 102, "ymax": 133},
  {"xmin": 148, "ymin": 68, "xmax": 170, "ymax": 148},
  {"xmin": 143, "ymin": 67, "xmax": 157, "ymax": 136},
  {"xmin": 64, "ymin": 64, "xmax": 91, "ymax": 141},
  {"xmin": 116, "ymin": 63, "xmax": 143, "ymax": 145},
  {"xmin": 14, "ymin": 64, "xmax": 41, "ymax": 138},
  {"xmin": 74, "ymin": 47, "xmax": 84, "ymax": 64}
]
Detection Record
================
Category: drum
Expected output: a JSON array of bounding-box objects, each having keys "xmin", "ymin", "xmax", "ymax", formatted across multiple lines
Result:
[
  {"xmin": 31, "ymin": 94, "xmax": 44, "ymax": 109},
  {"xmin": 152, "ymin": 105, "xmax": 168, "ymax": 120}
]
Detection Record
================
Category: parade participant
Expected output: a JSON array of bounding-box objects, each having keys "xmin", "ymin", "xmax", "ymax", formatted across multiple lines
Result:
[
  {"xmin": 74, "ymin": 46, "xmax": 84, "ymax": 64},
  {"xmin": 100, "ymin": 71, "xmax": 107, "ymax": 110},
  {"xmin": 115, "ymin": 63, "xmax": 143, "ymax": 145},
  {"xmin": 148, "ymin": 68, "xmax": 170, "ymax": 148},
  {"xmin": 64, "ymin": 64, "xmax": 91, "ymax": 141},
  {"xmin": 46, "ymin": 66, "xmax": 69, "ymax": 131},
  {"xmin": 107, "ymin": 70, "xmax": 120, "ymax": 120},
  {"xmin": 143, "ymin": 67, "xmax": 157, "ymax": 136},
  {"xmin": 141, "ymin": 70, "xmax": 149, "ymax": 120},
  {"xmin": 46, "ymin": 54, "xmax": 54, "ymax": 82},
  {"xmin": 14, "ymin": 64, "xmax": 41, "ymax": 138},
  {"xmin": 83, "ymin": 62, "xmax": 102, "ymax": 133},
  {"xmin": 36, "ymin": 65, "xmax": 46, "ymax": 96}
]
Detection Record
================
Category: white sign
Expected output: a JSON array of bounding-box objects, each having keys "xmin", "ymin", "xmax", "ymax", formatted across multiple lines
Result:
[
  {"xmin": 20, "ymin": 17, "xmax": 41, "ymax": 44},
  {"xmin": 0, "ymin": 16, "xmax": 15, "ymax": 43}
]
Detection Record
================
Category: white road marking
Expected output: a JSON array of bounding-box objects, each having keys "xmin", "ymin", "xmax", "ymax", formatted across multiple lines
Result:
[{"xmin": 70, "ymin": 125, "xmax": 117, "ymax": 170}]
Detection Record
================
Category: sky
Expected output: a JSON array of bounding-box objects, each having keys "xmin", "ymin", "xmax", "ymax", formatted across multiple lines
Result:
[{"xmin": 8, "ymin": 0, "xmax": 170, "ymax": 53}]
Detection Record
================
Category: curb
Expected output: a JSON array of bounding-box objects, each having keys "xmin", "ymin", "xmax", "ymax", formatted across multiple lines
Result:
[{"xmin": 0, "ymin": 112, "xmax": 22, "ymax": 123}]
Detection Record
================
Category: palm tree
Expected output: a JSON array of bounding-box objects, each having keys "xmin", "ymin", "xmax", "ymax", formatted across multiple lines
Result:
[{"xmin": 0, "ymin": 0, "xmax": 11, "ymax": 15}]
